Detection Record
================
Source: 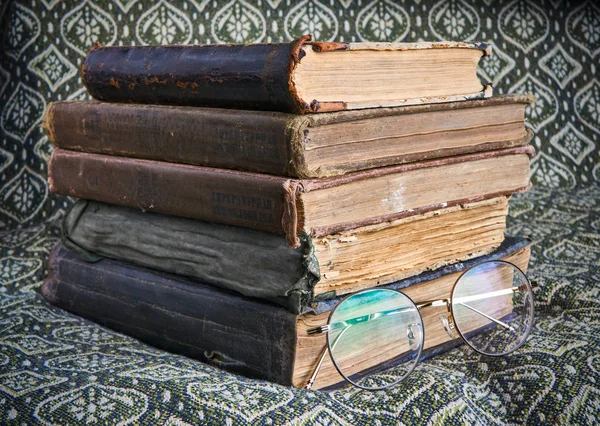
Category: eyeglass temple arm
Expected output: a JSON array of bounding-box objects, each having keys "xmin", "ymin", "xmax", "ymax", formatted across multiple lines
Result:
[
  {"xmin": 304, "ymin": 346, "xmax": 329, "ymax": 390},
  {"xmin": 308, "ymin": 282, "xmax": 540, "ymax": 333},
  {"xmin": 416, "ymin": 281, "xmax": 540, "ymax": 310},
  {"xmin": 304, "ymin": 324, "xmax": 352, "ymax": 390},
  {"xmin": 455, "ymin": 301, "xmax": 515, "ymax": 331}
]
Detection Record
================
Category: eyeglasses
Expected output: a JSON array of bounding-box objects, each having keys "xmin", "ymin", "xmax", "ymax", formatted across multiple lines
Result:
[{"xmin": 304, "ymin": 260, "xmax": 536, "ymax": 391}]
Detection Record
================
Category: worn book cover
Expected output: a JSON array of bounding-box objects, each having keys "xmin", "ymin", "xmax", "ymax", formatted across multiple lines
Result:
[
  {"xmin": 43, "ymin": 95, "xmax": 533, "ymax": 178},
  {"xmin": 48, "ymin": 146, "xmax": 533, "ymax": 247},
  {"xmin": 82, "ymin": 35, "xmax": 492, "ymax": 113},
  {"xmin": 42, "ymin": 238, "xmax": 531, "ymax": 389}
]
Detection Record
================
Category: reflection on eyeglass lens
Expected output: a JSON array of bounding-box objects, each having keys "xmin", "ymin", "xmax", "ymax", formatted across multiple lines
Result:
[
  {"xmin": 328, "ymin": 289, "xmax": 424, "ymax": 390},
  {"xmin": 452, "ymin": 261, "xmax": 534, "ymax": 356}
]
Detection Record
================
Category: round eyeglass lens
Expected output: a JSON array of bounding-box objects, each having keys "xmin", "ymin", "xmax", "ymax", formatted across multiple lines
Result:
[
  {"xmin": 451, "ymin": 261, "xmax": 534, "ymax": 356},
  {"xmin": 327, "ymin": 289, "xmax": 424, "ymax": 390}
]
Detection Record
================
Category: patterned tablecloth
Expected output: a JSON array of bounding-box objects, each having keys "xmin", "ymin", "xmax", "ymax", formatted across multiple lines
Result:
[{"xmin": 1, "ymin": 0, "xmax": 599, "ymax": 424}]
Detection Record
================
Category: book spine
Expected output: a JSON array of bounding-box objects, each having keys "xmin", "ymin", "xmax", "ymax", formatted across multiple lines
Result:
[
  {"xmin": 62, "ymin": 200, "xmax": 320, "ymax": 313},
  {"xmin": 82, "ymin": 36, "xmax": 311, "ymax": 113},
  {"xmin": 42, "ymin": 244, "xmax": 299, "ymax": 385},
  {"xmin": 44, "ymin": 102, "xmax": 309, "ymax": 177},
  {"xmin": 48, "ymin": 149, "xmax": 301, "ymax": 246}
]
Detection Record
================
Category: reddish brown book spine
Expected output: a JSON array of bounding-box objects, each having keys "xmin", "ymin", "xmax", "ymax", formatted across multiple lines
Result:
[
  {"xmin": 44, "ymin": 101, "xmax": 296, "ymax": 176},
  {"xmin": 48, "ymin": 149, "xmax": 293, "ymax": 239}
]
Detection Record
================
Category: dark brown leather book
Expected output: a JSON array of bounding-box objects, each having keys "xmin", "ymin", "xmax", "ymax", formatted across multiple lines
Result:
[
  {"xmin": 62, "ymin": 197, "xmax": 511, "ymax": 312},
  {"xmin": 82, "ymin": 35, "xmax": 492, "ymax": 114},
  {"xmin": 42, "ymin": 238, "xmax": 532, "ymax": 389},
  {"xmin": 48, "ymin": 146, "xmax": 533, "ymax": 247},
  {"xmin": 43, "ymin": 95, "xmax": 533, "ymax": 178}
]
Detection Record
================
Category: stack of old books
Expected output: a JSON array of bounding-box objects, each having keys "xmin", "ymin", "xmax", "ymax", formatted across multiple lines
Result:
[{"xmin": 42, "ymin": 36, "xmax": 534, "ymax": 389}]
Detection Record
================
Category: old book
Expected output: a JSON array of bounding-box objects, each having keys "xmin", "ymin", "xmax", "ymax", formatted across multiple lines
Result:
[
  {"xmin": 42, "ymin": 238, "xmax": 532, "ymax": 389},
  {"xmin": 82, "ymin": 35, "xmax": 492, "ymax": 114},
  {"xmin": 63, "ymin": 197, "xmax": 510, "ymax": 313},
  {"xmin": 43, "ymin": 95, "xmax": 533, "ymax": 178},
  {"xmin": 48, "ymin": 146, "xmax": 533, "ymax": 247}
]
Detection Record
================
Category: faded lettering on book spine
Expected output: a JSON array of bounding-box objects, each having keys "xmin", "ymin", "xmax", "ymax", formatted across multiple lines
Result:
[{"xmin": 211, "ymin": 192, "xmax": 275, "ymax": 225}]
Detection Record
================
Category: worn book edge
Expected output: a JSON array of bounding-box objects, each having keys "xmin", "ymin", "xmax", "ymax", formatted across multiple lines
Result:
[{"xmin": 293, "ymin": 36, "xmax": 493, "ymax": 113}]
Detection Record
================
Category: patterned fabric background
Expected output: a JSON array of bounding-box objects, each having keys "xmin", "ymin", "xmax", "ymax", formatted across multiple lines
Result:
[
  {"xmin": 0, "ymin": 0, "xmax": 599, "ymax": 229},
  {"xmin": 0, "ymin": 0, "xmax": 599, "ymax": 425}
]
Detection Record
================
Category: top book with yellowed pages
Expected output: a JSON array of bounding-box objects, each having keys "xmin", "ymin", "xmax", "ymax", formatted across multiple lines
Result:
[{"xmin": 81, "ymin": 35, "xmax": 492, "ymax": 114}]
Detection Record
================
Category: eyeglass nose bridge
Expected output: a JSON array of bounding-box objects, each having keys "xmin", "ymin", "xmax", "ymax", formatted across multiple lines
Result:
[{"xmin": 439, "ymin": 314, "xmax": 456, "ymax": 339}]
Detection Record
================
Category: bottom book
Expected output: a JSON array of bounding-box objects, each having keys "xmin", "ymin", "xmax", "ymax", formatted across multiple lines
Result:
[{"xmin": 42, "ymin": 237, "xmax": 531, "ymax": 390}]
